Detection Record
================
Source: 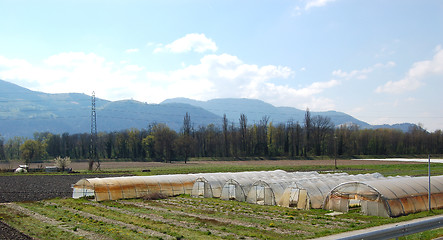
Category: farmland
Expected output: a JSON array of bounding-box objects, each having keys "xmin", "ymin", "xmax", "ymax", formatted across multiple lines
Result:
[{"xmin": 0, "ymin": 159, "xmax": 443, "ymax": 239}]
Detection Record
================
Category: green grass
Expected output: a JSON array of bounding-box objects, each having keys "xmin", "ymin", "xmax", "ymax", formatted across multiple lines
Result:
[
  {"xmin": 0, "ymin": 205, "xmax": 84, "ymax": 240},
  {"xmin": 1, "ymin": 196, "xmax": 442, "ymax": 240},
  {"xmin": 1, "ymin": 161, "xmax": 443, "ymax": 239},
  {"xmin": 129, "ymin": 162, "xmax": 443, "ymax": 177}
]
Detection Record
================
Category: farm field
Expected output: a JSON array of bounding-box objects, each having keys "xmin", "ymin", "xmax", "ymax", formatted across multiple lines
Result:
[
  {"xmin": 1, "ymin": 195, "xmax": 442, "ymax": 240},
  {"xmin": 0, "ymin": 159, "xmax": 442, "ymax": 239}
]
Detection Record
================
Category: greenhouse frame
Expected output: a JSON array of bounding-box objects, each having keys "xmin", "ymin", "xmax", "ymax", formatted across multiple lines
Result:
[
  {"xmin": 219, "ymin": 171, "xmax": 323, "ymax": 202},
  {"xmin": 73, "ymin": 174, "xmax": 203, "ymax": 201},
  {"xmin": 73, "ymin": 170, "xmax": 291, "ymax": 201},
  {"xmin": 323, "ymin": 175, "xmax": 443, "ymax": 217},
  {"xmin": 191, "ymin": 170, "xmax": 312, "ymax": 199},
  {"xmin": 277, "ymin": 173, "xmax": 387, "ymax": 209}
]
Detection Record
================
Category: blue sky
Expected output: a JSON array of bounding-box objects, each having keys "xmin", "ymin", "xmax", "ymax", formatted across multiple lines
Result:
[{"xmin": 1, "ymin": 0, "xmax": 442, "ymax": 131}]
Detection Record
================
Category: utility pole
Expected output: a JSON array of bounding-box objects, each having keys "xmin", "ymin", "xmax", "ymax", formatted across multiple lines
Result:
[
  {"xmin": 89, "ymin": 91, "xmax": 100, "ymax": 171},
  {"xmin": 428, "ymin": 154, "xmax": 431, "ymax": 211},
  {"xmin": 334, "ymin": 135, "xmax": 338, "ymax": 169}
]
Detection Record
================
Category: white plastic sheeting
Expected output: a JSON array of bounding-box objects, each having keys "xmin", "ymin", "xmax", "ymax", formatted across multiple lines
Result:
[
  {"xmin": 277, "ymin": 173, "xmax": 386, "ymax": 209},
  {"xmin": 219, "ymin": 171, "xmax": 322, "ymax": 202},
  {"xmin": 73, "ymin": 174, "xmax": 204, "ymax": 201},
  {"xmin": 323, "ymin": 175, "xmax": 443, "ymax": 217},
  {"xmin": 191, "ymin": 170, "xmax": 310, "ymax": 199},
  {"xmin": 73, "ymin": 170, "xmax": 290, "ymax": 201}
]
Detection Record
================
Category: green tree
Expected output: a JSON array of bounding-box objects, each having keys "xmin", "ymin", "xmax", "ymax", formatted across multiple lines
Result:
[
  {"xmin": 5, "ymin": 136, "xmax": 25, "ymax": 161},
  {"xmin": 0, "ymin": 135, "xmax": 5, "ymax": 161},
  {"xmin": 150, "ymin": 123, "xmax": 177, "ymax": 163},
  {"xmin": 20, "ymin": 139, "xmax": 47, "ymax": 165},
  {"xmin": 175, "ymin": 134, "xmax": 195, "ymax": 163},
  {"xmin": 175, "ymin": 113, "xmax": 195, "ymax": 163}
]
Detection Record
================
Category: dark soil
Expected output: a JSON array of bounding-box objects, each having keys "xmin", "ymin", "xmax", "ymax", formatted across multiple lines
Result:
[
  {"xmin": 0, "ymin": 220, "xmax": 33, "ymax": 240},
  {"xmin": 0, "ymin": 174, "xmax": 128, "ymax": 203}
]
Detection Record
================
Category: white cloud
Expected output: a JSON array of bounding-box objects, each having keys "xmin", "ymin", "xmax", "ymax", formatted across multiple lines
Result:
[
  {"xmin": 0, "ymin": 52, "xmax": 339, "ymax": 111},
  {"xmin": 154, "ymin": 33, "xmax": 217, "ymax": 53},
  {"xmin": 376, "ymin": 46, "xmax": 443, "ymax": 94},
  {"xmin": 0, "ymin": 52, "xmax": 137, "ymax": 99},
  {"xmin": 293, "ymin": 0, "xmax": 337, "ymax": 16},
  {"xmin": 124, "ymin": 65, "xmax": 144, "ymax": 72},
  {"xmin": 125, "ymin": 48, "xmax": 139, "ymax": 53},
  {"xmin": 145, "ymin": 53, "xmax": 338, "ymax": 110},
  {"xmin": 332, "ymin": 61, "xmax": 395, "ymax": 80},
  {"xmin": 305, "ymin": 0, "xmax": 336, "ymax": 10}
]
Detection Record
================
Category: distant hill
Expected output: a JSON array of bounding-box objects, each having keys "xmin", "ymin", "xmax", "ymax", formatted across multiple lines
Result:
[
  {"xmin": 161, "ymin": 98, "xmax": 371, "ymax": 127},
  {"xmin": 0, "ymin": 79, "xmax": 416, "ymax": 139},
  {"xmin": 0, "ymin": 80, "xmax": 220, "ymax": 139}
]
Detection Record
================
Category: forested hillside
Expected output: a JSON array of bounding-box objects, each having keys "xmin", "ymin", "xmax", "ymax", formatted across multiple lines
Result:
[{"xmin": 1, "ymin": 80, "xmax": 416, "ymax": 139}]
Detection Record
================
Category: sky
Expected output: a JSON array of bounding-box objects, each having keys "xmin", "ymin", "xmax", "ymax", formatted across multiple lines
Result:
[{"xmin": 0, "ymin": 0, "xmax": 442, "ymax": 131}]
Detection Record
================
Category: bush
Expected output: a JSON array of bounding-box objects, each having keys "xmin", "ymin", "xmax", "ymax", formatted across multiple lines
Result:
[{"xmin": 54, "ymin": 156, "xmax": 71, "ymax": 171}]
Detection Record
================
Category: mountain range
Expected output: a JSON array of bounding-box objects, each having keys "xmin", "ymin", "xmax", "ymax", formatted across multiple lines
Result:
[{"xmin": 0, "ymin": 79, "xmax": 415, "ymax": 139}]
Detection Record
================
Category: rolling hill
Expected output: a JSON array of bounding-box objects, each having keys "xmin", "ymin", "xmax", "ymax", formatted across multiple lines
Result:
[{"xmin": 0, "ymin": 79, "xmax": 415, "ymax": 139}]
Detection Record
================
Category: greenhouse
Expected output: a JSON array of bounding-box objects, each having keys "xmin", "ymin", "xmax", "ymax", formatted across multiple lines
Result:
[
  {"xmin": 191, "ymin": 170, "xmax": 303, "ymax": 199},
  {"xmin": 219, "ymin": 171, "xmax": 323, "ymax": 202},
  {"xmin": 73, "ymin": 174, "xmax": 204, "ymax": 201},
  {"xmin": 246, "ymin": 180, "xmax": 294, "ymax": 205},
  {"xmin": 323, "ymin": 175, "xmax": 443, "ymax": 217},
  {"xmin": 73, "ymin": 170, "xmax": 292, "ymax": 201},
  {"xmin": 277, "ymin": 173, "xmax": 387, "ymax": 209}
]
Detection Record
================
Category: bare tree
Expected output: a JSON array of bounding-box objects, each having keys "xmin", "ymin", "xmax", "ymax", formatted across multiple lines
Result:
[
  {"xmin": 303, "ymin": 108, "xmax": 312, "ymax": 156},
  {"xmin": 222, "ymin": 114, "xmax": 229, "ymax": 157},
  {"xmin": 312, "ymin": 115, "xmax": 334, "ymax": 155},
  {"xmin": 239, "ymin": 114, "xmax": 248, "ymax": 156}
]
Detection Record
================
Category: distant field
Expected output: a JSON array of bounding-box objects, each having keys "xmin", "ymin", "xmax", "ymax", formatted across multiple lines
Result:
[
  {"xmin": 0, "ymin": 160, "xmax": 442, "ymax": 239},
  {"xmin": 1, "ymin": 195, "xmax": 442, "ymax": 240},
  {"xmin": 2, "ymin": 159, "xmax": 443, "ymax": 177}
]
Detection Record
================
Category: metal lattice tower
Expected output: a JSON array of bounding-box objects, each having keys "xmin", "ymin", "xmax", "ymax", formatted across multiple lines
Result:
[{"xmin": 89, "ymin": 91, "xmax": 100, "ymax": 171}]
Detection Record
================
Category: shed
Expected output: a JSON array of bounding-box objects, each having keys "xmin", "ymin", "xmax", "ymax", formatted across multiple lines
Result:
[{"xmin": 323, "ymin": 175, "xmax": 443, "ymax": 217}]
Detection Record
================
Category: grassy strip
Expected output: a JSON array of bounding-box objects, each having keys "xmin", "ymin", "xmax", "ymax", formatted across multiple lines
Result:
[
  {"xmin": 102, "ymin": 200, "xmax": 284, "ymax": 240},
  {"xmin": 50, "ymin": 198, "xmax": 224, "ymax": 240},
  {"xmin": 143, "ymin": 197, "xmax": 351, "ymax": 237},
  {"xmin": 401, "ymin": 228, "xmax": 443, "ymax": 240},
  {"xmin": 127, "ymin": 163, "xmax": 443, "ymax": 177},
  {"xmin": 0, "ymin": 204, "xmax": 84, "ymax": 240},
  {"xmin": 119, "ymin": 199, "xmax": 303, "ymax": 239},
  {"xmin": 2, "ymin": 197, "xmax": 443, "ymax": 240},
  {"xmin": 15, "ymin": 201, "xmax": 167, "ymax": 240},
  {"xmin": 141, "ymin": 196, "xmax": 443, "ymax": 239}
]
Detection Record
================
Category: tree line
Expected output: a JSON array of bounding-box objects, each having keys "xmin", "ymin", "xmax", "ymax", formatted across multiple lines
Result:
[{"xmin": 1, "ymin": 110, "xmax": 442, "ymax": 165}]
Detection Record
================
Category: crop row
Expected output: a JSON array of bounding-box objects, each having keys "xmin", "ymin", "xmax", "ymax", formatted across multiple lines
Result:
[{"xmin": 0, "ymin": 195, "xmax": 442, "ymax": 239}]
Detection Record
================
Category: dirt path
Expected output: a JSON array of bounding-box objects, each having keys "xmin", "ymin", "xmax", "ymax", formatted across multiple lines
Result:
[
  {"xmin": 122, "ymin": 200, "xmax": 306, "ymax": 236},
  {"xmin": 0, "ymin": 220, "xmax": 34, "ymax": 240},
  {"xmin": 1, "ymin": 203, "xmax": 111, "ymax": 240},
  {"xmin": 44, "ymin": 202, "xmax": 175, "ymax": 240},
  {"xmin": 84, "ymin": 201, "xmax": 251, "ymax": 239}
]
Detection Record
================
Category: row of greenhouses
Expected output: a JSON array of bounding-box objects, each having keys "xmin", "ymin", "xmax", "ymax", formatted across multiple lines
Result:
[{"xmin": 72, "ymin": 170, "xmax": 443, "ymax": 217}]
